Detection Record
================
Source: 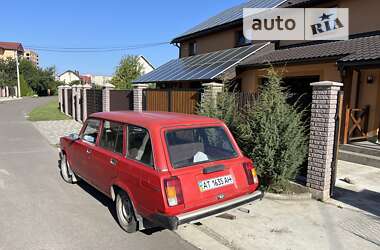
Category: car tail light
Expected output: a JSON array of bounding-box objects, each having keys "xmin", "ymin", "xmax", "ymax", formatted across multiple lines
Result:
[
  {"xmin": 164, "ymin": 176, "xmax": 184, "ymax": 207},
  {"xmin": 243, "ymin": 162, "xmax": 258, "ymax": 185}
]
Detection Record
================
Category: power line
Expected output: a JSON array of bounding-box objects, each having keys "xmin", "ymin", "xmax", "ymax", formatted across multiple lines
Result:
[{"xmin": 24, "ymin": 41, "xmax": 171, "ymax": 53}]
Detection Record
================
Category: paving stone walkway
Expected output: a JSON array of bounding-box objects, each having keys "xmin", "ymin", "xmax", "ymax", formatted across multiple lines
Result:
[{"xmin": 32, "ymin": 120, "xmax": 82, "ymax": 146}]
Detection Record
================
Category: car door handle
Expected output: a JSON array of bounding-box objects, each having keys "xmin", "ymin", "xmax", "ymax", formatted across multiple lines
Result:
[
  {"xmin": 86, "ymin": 149, "xmax": 92, "ymax": 154},
  {"xmin": 110, "ymin": 158, "xmax": 118, "ymax": 166}
]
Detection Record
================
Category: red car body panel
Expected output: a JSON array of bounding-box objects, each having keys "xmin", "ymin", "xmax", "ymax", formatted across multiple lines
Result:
[{"xmin": 60, "ymin": 111, "xmax": 260, "ymax": 229}]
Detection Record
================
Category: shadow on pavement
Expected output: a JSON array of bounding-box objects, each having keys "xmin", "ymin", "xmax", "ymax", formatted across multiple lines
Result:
[
  {"xmin": 333, "ymin": 186, "xmax": 380, "ymax": 217},
  {"xmin": 77, "ymin": 181, "xmax": 118, "ymax": 221},
  {"xmin": 76, "ymin": 180, "xmax": 165, "ymax": 235}
]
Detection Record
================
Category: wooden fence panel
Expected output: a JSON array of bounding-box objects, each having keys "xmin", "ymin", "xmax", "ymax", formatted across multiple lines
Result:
[
  {"xmin": 87, "ymin": 89, "xmax": 103, "ymax": 115},
  {"xmin": 110, "ymin": 90, "xmax": 133, "ymax": 111},
  {"xmin": 67, "ymin": 89, "xmax": 73, "ymax": 116},
  {"xmin": 144, "ymin": 89, "xmax": 169, "ymax": 112},
  {"xmin": 171, "ymin": 90, "xmax": 200, "ymax": 114}
]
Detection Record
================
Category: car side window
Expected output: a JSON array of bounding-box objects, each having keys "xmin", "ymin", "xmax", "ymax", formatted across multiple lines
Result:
[
  {"xmin": 81, "ymin": 119, "xmax": 101, "ymax": 144},
  {"xmin": 99, "ymin": 121, "xmax": 123, "ymax": 155},
  {"xmin": 127, "ymin": 125, "xmax": 153, "ymax": 167}
]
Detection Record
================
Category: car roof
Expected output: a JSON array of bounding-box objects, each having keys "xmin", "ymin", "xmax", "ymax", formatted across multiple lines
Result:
[{"xmin": 89, "ymin": 111, "xmax": 223, "ymax": 129}]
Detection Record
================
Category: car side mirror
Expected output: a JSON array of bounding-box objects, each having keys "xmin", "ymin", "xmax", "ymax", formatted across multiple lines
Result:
[{"xmin": 69, "ymin": 133, "xmax": 80, "ymax": 141}]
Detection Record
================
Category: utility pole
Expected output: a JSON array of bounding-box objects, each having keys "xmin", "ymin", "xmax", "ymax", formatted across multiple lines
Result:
[{"xmin": 15, "ymin": 51, "xmax": 21, "ymax": 98}]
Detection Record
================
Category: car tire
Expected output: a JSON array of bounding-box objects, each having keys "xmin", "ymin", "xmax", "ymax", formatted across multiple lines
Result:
[
  {"xmin": 115, "ymin": 191, "xmax": 138, "ymax": 233},
  {"xmin": 60, "ymin": 154, "xmax": 75, "ymax": 184}
]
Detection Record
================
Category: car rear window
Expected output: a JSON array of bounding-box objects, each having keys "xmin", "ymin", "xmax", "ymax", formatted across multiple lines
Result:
[{"xmin": 165, "ymin": 126, "xmax": 238, "ymax": 169}]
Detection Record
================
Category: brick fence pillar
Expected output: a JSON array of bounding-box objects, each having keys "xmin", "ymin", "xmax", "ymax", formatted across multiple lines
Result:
[
  {"xmin": 58, "ymin": 86, "xmax": 64, "ymax": 112},
  {"xmin": 201, "ymin": 82, "xmax": 224, "ymax": 107},
  {"xmin": 102, "ymin": 83, "xmax": 115, "ymax": 112},
  {"xmin": 82, "ymin": 84, "xmax": 92, "ymax": 121},
  {"xmin": 5, "ymin": 86, "xmax": 9, "ymax": 97},
  {"xmin": 132, "ymin": 83, "xmax": 149, "ymax": 112},
  {"xmin": 63, "ymin": 85, "xmax": 70, "ymax": 116},
  {"xmin": 307, "ymin": 81, "xmax": 343, "ymax": 201}
]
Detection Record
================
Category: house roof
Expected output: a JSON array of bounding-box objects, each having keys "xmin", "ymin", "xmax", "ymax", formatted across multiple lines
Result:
[
  {"xmin": 59, "ymin": 70, "xmax": 80, "ymax": 78},
  {"xmin": 0, "ymin": 42, "xmax": 24, "ymax": 52},
  {"xmin": 239, "ymin": 35, "xmax": 380, "ymax": 68},
  {"xmin": 138, "ymin": 55, "xmax": 155, "ymax": 70},
  {"xmin": 133, "ymin": 43, "xmax": 269, "ymax": 84},
  {"xmin": 171, "ymin": 0, "xmax": 286, "ymax": 43}
]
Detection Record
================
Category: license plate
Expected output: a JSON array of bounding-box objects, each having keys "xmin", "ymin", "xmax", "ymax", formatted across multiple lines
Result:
[{"xmin": 198, "ymin": 175, "xmax": 234, "ymax": 192}]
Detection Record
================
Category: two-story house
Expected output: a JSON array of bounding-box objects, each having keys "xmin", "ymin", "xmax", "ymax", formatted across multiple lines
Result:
[
  {"xmin": 0, "ymin": 42, "xmax": 24, "ymax": 60},
  {"xmin": 134, "ymin": 0, "xmax": 380, "ymax": 145}
]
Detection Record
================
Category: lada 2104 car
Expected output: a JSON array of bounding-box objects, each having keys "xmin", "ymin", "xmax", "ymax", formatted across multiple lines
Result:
[{"xmin": 59, "ymin": 111, "xmax": 262, "ymax": 233}]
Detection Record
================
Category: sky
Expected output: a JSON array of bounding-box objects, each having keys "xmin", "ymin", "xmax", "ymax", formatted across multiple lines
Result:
[{"xmin": 0, "ymin": 0, "xmax": 242, "ymax": 76}]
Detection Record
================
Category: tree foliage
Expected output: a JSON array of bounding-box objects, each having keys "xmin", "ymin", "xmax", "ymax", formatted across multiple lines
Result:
[
  {"xmin": 198, "ymin": 68, "xmax": 308, "ymax": 192},
  {"xmin": 110, "ymin": 55, "xmax": 143, "ymax": 89},
  {"xmin": 0, "ymin": 58, "xmax": 17, "ymax": 87},
  {"xmin": 19, "ymin": 59, "xmax": 58, "ymax": 96},
  {"xmin": 197, "ymin": 85, "xmax": 241, "ymax": 137},
  {"xmin": 238, "ymin": 68, "xmax": 308, "ymax": 191},
  {"xmin": 19, "ymin": 75, "xmax": 35, "ymax": 96}
]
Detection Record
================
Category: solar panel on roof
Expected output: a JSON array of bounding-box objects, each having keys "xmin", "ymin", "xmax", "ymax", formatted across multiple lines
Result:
[
  {"xmin": 133, "ymin": 43, "xmax": 269, "ymax": 83},
  {"xmin": 172, "ymin": 0, "xmax": 286, "ymax": 42}
]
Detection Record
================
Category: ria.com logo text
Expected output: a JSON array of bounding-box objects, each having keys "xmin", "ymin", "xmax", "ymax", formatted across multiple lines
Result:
[{"xmin": 243, "ymin": 8, "xmax": 349, "ymax": 40}]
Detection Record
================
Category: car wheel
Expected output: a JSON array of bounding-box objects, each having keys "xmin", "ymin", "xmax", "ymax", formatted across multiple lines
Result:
[
  {"xmin": 60, "ymin": 154, "xmax": 74, "ymax": 184},
  {"xmin": 116, "ymin": 191, "xmax": 138, "ymax": 233}
]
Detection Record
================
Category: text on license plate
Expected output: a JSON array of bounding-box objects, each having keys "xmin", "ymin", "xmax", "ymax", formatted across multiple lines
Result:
[{"xmin": 198, "ymin": 175, "xmax": 234, "ymax": 192}]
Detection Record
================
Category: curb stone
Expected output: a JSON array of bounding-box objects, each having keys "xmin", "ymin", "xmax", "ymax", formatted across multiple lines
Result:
[{"xmin": 263, "ymin": 192, "xmax": 312, "ymax": 201}]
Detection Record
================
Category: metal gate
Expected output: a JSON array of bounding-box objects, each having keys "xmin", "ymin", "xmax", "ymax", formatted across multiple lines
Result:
[
  {"xmin": 67, "ymin": 89, "xmax": 73, "ymax": 116},
  {"xmin": 110, "ymin": 90, "xmax": 133, "ymax": 111},
  {"xmin": 143, "ymin": 89, "xmax": 200, "ymax": 114},
  {"xmin": 86, "ymin": 89, "xmax": 103, "ymax": 115}
]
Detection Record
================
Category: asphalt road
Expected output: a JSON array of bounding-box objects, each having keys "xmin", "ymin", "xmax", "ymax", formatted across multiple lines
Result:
[{"xmin": 0, "ymin": 97, "xmax": 196, "ymax": 250}]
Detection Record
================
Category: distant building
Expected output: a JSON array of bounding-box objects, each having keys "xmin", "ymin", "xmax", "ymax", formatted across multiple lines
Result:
[
  {"xmin": 138, "ymin": 55, "xmax": 154, "ymax": 74},
  {"xmin": 0, "ymin": 42, "xmax": 24, "ymax": 60},
  {"xmin": 58, "ymin": 70, "xmax": 80, "ymax": 84},
  {"xmin": 91, "ymin": 75, "xmax": 112, "ymax": 87},
  {"xmin": 24, "ymin": 50, "xmax": 39, "ymax": 66},
  {"xmin": 79, "ymin": 74, "xmax": 92, "ymax": 85}
]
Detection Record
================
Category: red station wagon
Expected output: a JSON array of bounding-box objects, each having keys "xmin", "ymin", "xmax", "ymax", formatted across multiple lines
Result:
[{"xmin": 59, "ymin": 112, "xmax": 262, "ymax": 233}]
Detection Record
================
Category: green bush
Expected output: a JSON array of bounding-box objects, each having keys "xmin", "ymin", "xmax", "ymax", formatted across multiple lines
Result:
[
  {"xmin": 198, "ymin": 68, "xmax": 308, "ymax": 192},
  {"xmin": 20, "ymin": 75, "xmax": 35, "ymax": 96},
  {"xmin": 197, "ymin": 85, "xmax": 240, "ymax": 136},
  {"xmin": 238, "ymin": 68, "xmax": 308, "ymax": 192}
]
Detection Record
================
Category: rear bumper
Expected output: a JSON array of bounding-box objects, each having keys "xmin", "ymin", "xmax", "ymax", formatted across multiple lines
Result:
[{"xmin": 151, "ymin": 190, "xmax": 263, "ymax": 230}]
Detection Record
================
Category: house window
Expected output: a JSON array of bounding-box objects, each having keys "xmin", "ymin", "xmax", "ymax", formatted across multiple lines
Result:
[
  {"xmin": 189, "ymin": 41, "xmax": 197, "ymax": 56},
  {"xmin": 235, "ymin": 30, "xmax": 250, "ymax": 47}
]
